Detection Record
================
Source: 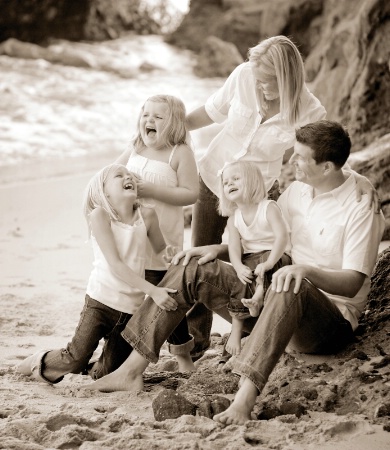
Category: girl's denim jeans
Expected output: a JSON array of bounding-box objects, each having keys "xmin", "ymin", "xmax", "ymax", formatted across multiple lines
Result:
[
  {"xmin": 121, "ymin": 258, "xmax": 354, "ymax": 393},
  {"xmin": 42, "ymin": 295, "xmax": 133, "ymax": 382}
]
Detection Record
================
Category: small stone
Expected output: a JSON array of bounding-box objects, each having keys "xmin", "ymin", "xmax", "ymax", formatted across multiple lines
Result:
[
  {"xmin": 279, "ymin": 402, "xmax": 306, "ymax": 418},
  {"xmin": 349, "ymin": 350, "xmax": 369, "ymax": 360},
  {"xmin": 210, "ymin": 396, "xmax": 230, "ymax": 415},
  {"xmin": 375, "ymin": 403, "xmax": 390, "ymax": 418},
  {"xmin": 152, "ymin": 388, "xmax": 196, "ymax": 421}
]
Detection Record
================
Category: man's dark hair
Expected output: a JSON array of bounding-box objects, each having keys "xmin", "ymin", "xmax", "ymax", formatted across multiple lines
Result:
[{"xmin": 295, "ymin": 120, "xmax": 351, "ymax": 168}]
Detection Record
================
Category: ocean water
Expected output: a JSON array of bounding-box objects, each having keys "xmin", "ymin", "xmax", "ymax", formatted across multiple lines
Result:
[{"xmin": 0, "ymin": 34, "xmax": 223, "ymax": 184}]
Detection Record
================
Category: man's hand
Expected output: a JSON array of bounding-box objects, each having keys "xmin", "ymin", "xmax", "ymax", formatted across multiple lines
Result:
[
  {"xmin": 271, "ymin": 264, "xmax": 311, "ymax": 294},
  {"xmin": 171, "ymin": 245, "xmax": 221, "ymax": 266},
  {"xmin": 150, "ymin": 287, "xmax": 178, "ymax": 311}
]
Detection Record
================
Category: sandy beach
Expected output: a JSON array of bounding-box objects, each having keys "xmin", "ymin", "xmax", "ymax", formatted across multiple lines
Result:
[{"xmin": 0, "ymin": 168, "xmax": 389, "ymax": 450}]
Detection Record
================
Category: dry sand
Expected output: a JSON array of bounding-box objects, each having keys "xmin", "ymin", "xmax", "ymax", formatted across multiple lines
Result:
[{"xmin": 0, "ymin": 171, "xmax": 389, "ymax": 450}]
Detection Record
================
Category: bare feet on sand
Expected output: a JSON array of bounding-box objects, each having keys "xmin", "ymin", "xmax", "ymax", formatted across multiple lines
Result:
[
  {"xmin": 82, "ymin": 371, "xmax": 144, "ymax": 392},
  {"xmin": 213, "ymin": 377, "xmax": 258, "ymax": 425}
]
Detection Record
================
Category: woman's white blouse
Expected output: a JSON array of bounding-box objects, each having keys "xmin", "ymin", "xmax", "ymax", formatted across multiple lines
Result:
[{"xmin": 198, "ymin": 62, "xmax": 326, "ymax": 194}]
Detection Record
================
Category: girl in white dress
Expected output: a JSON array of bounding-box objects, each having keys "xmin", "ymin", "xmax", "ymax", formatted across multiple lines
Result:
[
  {"xmin": 116, "ymin": 95, "xmax": 199, "ymax": 371},
  {"xmin": 219, "ymin": 161, "xmax": 291, "ymax": 356}
]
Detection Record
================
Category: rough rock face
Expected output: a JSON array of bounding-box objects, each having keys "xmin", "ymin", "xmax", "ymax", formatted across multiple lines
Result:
[
  {"xmin": 194, "ymin": 36, "xmax": 244, "ymax": 78},
  {"xmin": 167, "ymin": 0, "xmax": 323, "ymax": 59},
  {"xmin": 0, "ymin": 0, "xmax": 162, "ymax": 43},
  {"xmin": 305, "ymin": 0, "xmax": 390, "ymax": 150}
]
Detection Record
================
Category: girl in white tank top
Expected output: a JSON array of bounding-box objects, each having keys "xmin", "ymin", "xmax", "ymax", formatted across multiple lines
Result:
[
  {"xmin": 218, "ymin": 161, "xmax": 290, "ymax": 356},
  {"xmin": 16, "ymin": 164, "xmax": 181, "ymax": 384}
]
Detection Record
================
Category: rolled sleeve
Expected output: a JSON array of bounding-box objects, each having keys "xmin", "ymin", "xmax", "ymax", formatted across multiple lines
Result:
[{"xmin": 204, "ymin": 63, "xmax": 247, "ymax": 124}]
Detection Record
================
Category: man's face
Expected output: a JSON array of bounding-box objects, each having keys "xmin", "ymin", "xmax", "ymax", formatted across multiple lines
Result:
[{"xmin": 289, "ymin": 142, "xmax": 324, "ymax": 186}]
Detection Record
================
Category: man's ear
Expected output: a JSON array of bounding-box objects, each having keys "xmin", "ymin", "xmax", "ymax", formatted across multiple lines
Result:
[{"xmin": 323, "ymin": 161, "xmax": 335, "ymax": 175}]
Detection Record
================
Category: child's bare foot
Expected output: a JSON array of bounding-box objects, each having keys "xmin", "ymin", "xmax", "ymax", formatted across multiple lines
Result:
[
  {"xmin": 241, "ymin": 298, "xmax": 262, "ymax": 317},
  {"xmin": 176, "ymin": 354, "xmax": 196, "ymax": 372},
  {"xmin": 225, "ymin": 329, "xmax": 242, "ymax": 356},
  {"xmin": 82, "ymin": 351, "xmax": 148, "ymax": 392},
  {"xmin": 213, "ymin": 377, "xmax": 258, "ymax": 425},
  {"xmin": 82, "ymin": 368, "xmax": 144, "ymax": 392}
]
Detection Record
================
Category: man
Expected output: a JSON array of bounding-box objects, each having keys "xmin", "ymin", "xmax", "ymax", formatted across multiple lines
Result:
[{"xmin": 85, "ymin": 121, "xmax": 384, "ymax": 425}]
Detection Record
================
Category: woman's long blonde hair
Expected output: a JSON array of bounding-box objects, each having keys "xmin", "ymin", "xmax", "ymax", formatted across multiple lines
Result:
[
  {"xmin": 249, "ymin": 35, "xmax": 305, "ymax": 126},
  {"xmin": 132, "ymin": 95, "xmax": 189, "ymax": 151},
  {"xmin": 82, "ymin": 164, "xmax": 138, "ymax": 235},
  {"xmin": 218, "ymin": 161, "xmax": 266, "ymax": 217}
]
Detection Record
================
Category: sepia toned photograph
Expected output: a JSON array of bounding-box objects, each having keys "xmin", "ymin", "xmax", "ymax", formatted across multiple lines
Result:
[{"xmin": 0, "ymin": 0, "xmax": 389, "ymax": 448}]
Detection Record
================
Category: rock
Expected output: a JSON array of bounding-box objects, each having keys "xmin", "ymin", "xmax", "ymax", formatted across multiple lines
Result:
[
  {"xmin": 279, "ymin": 402, "xmax": 306, "ymax": 418},
  {"xmin": 257, "ymin": 406, "xmax": 282, "ymax": 420},
  {"xmin": 194, "ymin": 35, "xmax": 244, "ymax": 78},
  {"xmin": 196, "ymin": 395, "xmax": 230, "ymax": 418},
  {"xmin": 306, "ymin": 0, "xmax": 390, "ymax": 150},
  {"xmin": 152, "ymin": 388, "xmax": 197, "ymax": 421},
  {"xmin": 0, "ymin": 0, "xmax": 166, "ymax": 43},
  {"xmin": 375, "ymin": 403, "xmax": 390, "ymax": 418},
  {"xmin": 349, "ymin": 350, "xmax": 369, "ymax": 361},
  {"xmin": 177, "ymin": 367, "xmax": 239, "ymax": 399},
  {"xmin": 210, "ymin": 396, "xmax": 231, "ymax": 415},
  {"xmin": 361, "ymin": 247, "xmax": 390, "ymax": 332}
]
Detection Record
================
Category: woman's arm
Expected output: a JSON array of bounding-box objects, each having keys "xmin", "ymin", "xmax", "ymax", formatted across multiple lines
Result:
[
  {"xmin": 186, "ymin": 105, "xmax": 215, "ymax": 131},
  {"xmin": 136, "ymin": 144, "xmax": 199, "ymax": 206},
  {"xmin": 343, "ymin": 168, "xmax": 381, "ymax": 213}
]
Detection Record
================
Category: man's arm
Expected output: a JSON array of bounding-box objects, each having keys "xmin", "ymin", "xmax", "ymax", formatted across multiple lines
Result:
[{"xmin": 271, "ymin": 264, "xmax": 366, "ymax": 297}]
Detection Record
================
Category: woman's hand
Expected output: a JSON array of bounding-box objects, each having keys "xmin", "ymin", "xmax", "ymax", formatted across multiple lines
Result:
[
  {"xmin": 150, "ymin": 287, "xmax": 178, "ymax": 311},
  {"xmin": 171, "ymin": 245, "xmax": 225, "ymax": 266},
  {"xmin": 355, "ymin": 175, "xmax": 381, "ymax": 213}
]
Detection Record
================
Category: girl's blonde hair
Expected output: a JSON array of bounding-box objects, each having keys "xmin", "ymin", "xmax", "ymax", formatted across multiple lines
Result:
[
  {"xmin": 82, "ymin": 164, "xmax": 139, "ymax": 235},
  {"xmin": 133, "ymin": 95, "xmax": 188, "ymax": 151},
  {"xmin": 218, "ymin": 161, "xmax": 266, "ymax": 217},
  {"xmin": 248, "ymin": 35, "xmax": 304, "ymax": 126}
]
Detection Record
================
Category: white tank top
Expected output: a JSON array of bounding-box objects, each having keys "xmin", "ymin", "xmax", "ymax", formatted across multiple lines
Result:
[
  {"xmin": 234, "ymin": 199, "xmax": 278, "ymax": 254},
  {"xmin": 126, "ymin": 145, "xmax": 184, "ymax": 270},
  {"xmin": 86, "ymin": 209, "xmax": 147, "ymax": 314}
]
